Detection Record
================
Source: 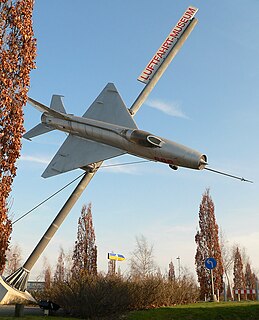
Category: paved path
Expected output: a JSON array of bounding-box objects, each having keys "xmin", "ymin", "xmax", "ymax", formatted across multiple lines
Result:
[{"xmin": 0, "ymin": 305, "xmax": 42, "ymax": 316}]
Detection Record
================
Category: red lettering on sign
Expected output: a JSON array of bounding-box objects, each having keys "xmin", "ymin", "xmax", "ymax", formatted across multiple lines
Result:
[
  {"xmin": 170, "ymin": 29, "xmax": 180, "ymax": 39},
  {"xmin": 154, "ymin": 157, "xmax": 175, "ymax": 165},
  {"xmin": 180, "ymin": 17, "xmax": 188, "ymax": 24},
  {"xmin": 143, "ymin": 68, "xmax": 152, "ymax": 76},
  {"xmin": 139, "ymin": 74, "xmax": 149, "ymax": 81},
  {"xmin": 138, "ymin": 6, "xmax": 198, "ymax": 83}
]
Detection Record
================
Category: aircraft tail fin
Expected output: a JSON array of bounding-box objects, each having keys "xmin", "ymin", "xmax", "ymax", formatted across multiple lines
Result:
[{"xmin": 23, "ymin": 95, "xmax": 67, "ymax": 140}]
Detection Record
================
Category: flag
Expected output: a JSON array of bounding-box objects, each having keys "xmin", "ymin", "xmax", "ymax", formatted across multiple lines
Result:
[{"xmin": 108, "ymin": 252, "xmax": 125, "ymax": 261}]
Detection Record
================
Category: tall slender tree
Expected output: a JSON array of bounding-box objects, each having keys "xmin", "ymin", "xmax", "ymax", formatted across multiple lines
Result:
[
  {"xmin": 72, "ymin": 203, "xmax": 97, "ymax": 276},
  {"xmin": 0, "ymin": 0, "xmax": 36, "ymax": 273},
  {"xmin": 244, "ymin": 262, "xmax": 257, "ymax": 300},
  {"xmin": 195, "ymin": 189, "xmax": 224, "ymax": 300},
  {"xmin": 168, "ymin": 260, "xmax": 175, "ymax": 282},
  {"xmin": 245, "ymin": 262, "xmax": 254, "ymax": 289},
  {"xmin": 43, "ymin": 258, "xmax": 52, "ymax": 290},
  {"xmin": 107, "ymin": 259, "xmax": 116, "ymax": 276},
  {"xmin": 233, "ymin": 246, "xmax": 245, "ymax": 291},
  {"xmin": 54, "ymin": 247, "xmax": 65, "ymax": 283}
]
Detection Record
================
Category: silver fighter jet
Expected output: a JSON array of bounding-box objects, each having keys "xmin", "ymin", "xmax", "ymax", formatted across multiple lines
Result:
[{"xmin": 24, "ymin": 83, "xmax": 207, "ymax": 178}]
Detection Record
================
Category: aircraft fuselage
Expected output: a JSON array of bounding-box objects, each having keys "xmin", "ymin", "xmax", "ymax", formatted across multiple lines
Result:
[{"xmin": 42, "ymin": 113, "xmax": 207, "ymax": 170}]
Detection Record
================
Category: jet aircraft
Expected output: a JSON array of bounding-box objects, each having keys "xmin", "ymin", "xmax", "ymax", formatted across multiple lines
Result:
[{"xmin": 24, "ymin": 86, "xmax": 207, "ymax": 178}]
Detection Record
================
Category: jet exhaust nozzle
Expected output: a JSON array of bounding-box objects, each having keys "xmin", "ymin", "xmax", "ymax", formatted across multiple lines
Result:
[{"xmin": 199, "ymin": 155, "xmax": 208, "ymax": 170}]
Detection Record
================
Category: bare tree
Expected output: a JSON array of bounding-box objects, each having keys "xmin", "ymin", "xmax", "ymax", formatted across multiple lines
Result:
[
  {"xmin": 130, "ymin": 235, "xmax": 156, "ymax": 278},
  {"xmin": 43, "ymin": 258, "xmax": 52, "ymax": 290},
  {"xmin": 219, "ymin": 230, "xmax": 234, "ymax": 300},
  {"xmin": 63, "ymin": 248, "xmax": 73, "ymax": 280},
  {"xmin": 4, "ymin": 243, "xmax": 22, "ymax": 276},
  {"xmin": 0, "ymin": 0, "xmax": 36, "ymax": 272},
  {"xmin": 195, "ymin": 189, "xmax": 224, "ymax": 300},
  {"xmin": 72, "ymin": 203, "xmax": 97, "ymax": 276},
  {"xmin": 54, "ymin": 247, "xmax": 65, "ymax": 283}
]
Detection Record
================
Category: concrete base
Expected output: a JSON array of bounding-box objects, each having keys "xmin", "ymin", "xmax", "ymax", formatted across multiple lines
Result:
[{"xmin": 0, "ymin": 277, "xmax": 36, "ymax": 305}]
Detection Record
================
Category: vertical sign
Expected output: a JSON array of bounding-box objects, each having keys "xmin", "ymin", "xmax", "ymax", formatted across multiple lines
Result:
[{"xmin": 138, "ymin": 6, "xmax": 198, "ymax": 84}]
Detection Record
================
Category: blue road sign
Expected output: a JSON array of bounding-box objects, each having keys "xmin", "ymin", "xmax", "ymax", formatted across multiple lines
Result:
[{"xmin": 205, "ymin": 257, "xmax": 217, "ymax": 270}]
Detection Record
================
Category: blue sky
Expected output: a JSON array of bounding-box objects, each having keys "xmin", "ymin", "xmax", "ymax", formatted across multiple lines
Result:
[{"xmin": 10, "ymin": 1, "xmax": 259, "ymax": 279}]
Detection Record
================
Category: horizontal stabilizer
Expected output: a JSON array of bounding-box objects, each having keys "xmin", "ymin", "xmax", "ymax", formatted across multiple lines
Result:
[
  {"xmin": 23, "ymin": 123, "xmax": 54, "ymax": 140},
  {"xmin": 27, "ymin": 97, "xmax": 69, "ymax": 120},
  {"xmin": 83, "ymin": 83, "xmax": 137, "ymax": 129},
  {"xmin": 42, "ymin": 134, "xmax": 126, "ymax": 178}
]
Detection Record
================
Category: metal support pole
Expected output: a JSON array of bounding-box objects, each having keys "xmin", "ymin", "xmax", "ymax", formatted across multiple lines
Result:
[
  {"xmin": 129, "ymin": 18, "xmax": 198, "ymax": 116},
  {"xmin": 23, "ymin": 164, "xmax": 101, "ymax": 271},
  {"xmin": 210, "ymin": 269, "xmax": 218, "ymax": 302},
  {"xmin": 224, "ymin": 282, "xmax": 227, "ymax": 301},
  {"xmin": 5, "ymin": 162, "xmax": 102, "ymax": 291}
]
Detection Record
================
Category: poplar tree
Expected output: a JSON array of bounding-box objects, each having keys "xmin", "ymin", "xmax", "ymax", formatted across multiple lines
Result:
[
  {"xmin": 195, "ymin": 189, "xmax": 224, "ymax": 299},
  {"xmin": 168, "ymin": 260, "xmax": 176, "ymax": 282},
  {"xmin": 42, "ymin": 257, "xmax": 52, "ymax": 290},
  {"xmin": 72, "ymin": 203, "xmax": 97, "ymax": 276},
  {"xmin": 233, "ymin": 246, "xmax": 245, "ymax": 291},
  {"xmin": 54, "ymin": 247, "xmax": 65, "ymax": 283},
  {"xmin": 107, "ymin": 259, "xmax": 116, "ymax": 276},
  {"xmin": 44, "ymin": 265, "xmax": 52, "ymax": 290},
  {"xmin": 244, "ymin": 262, "xmax": 257, "ymax": 300},
  {"xmin": 245, "ymin": 262, "xmax": 254, "ymax": 289},
  {"xmin": 0, "ymin": 0, "xmax": 36, "ymax": 273}
]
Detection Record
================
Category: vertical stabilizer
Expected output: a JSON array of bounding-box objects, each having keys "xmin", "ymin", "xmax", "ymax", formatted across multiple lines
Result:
[
  {"xmin": 50, "ymin": 94, "xmax": 66, "ymax": 113},
  {"xmin": 23, "ymin": 94, "xmax": 67, "ymax": 140}
]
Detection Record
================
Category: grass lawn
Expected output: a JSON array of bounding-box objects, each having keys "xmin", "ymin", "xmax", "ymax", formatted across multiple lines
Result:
[
  {"xmin": 0, "ymin": 317, "xmax": 76, "ymax": 320},
  {"xmin": 1, "ymin": 302, "xmax": 259, "ymax": 319},
  {"xmin": 126, "ymin": 301, "xmax": 259, "ymax": 320}
]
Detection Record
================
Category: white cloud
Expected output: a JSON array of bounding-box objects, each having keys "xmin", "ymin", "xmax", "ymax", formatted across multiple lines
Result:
[
  {"xmin": 19, "ymin": 155, "xmax": 50, "ymax": 165},
  {"xmin": 145, "ymin": 99, "xmax": 188, "ymax": 118}
]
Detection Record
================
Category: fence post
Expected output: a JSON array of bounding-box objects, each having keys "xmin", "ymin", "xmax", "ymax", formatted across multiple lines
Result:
[{"xmin": 224, "ymin": 282, "xmax": 227, "ymax": 301}]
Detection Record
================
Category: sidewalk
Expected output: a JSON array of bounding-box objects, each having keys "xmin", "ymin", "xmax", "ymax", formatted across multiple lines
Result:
[{"xmin": 0, "ymin": 305, "xmax": 43, "ymax": 316}]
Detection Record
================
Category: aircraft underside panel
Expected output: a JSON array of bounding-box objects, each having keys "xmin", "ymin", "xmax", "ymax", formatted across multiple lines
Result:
[{"xmin": 42, "ymin": 134, "xmax": 126, "ymax": 178}]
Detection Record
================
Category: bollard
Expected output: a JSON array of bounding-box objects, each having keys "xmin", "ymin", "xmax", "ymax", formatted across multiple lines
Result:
[{"xmin": 15, "ymin": 304, "xmax": 24, "ymax": 317}]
